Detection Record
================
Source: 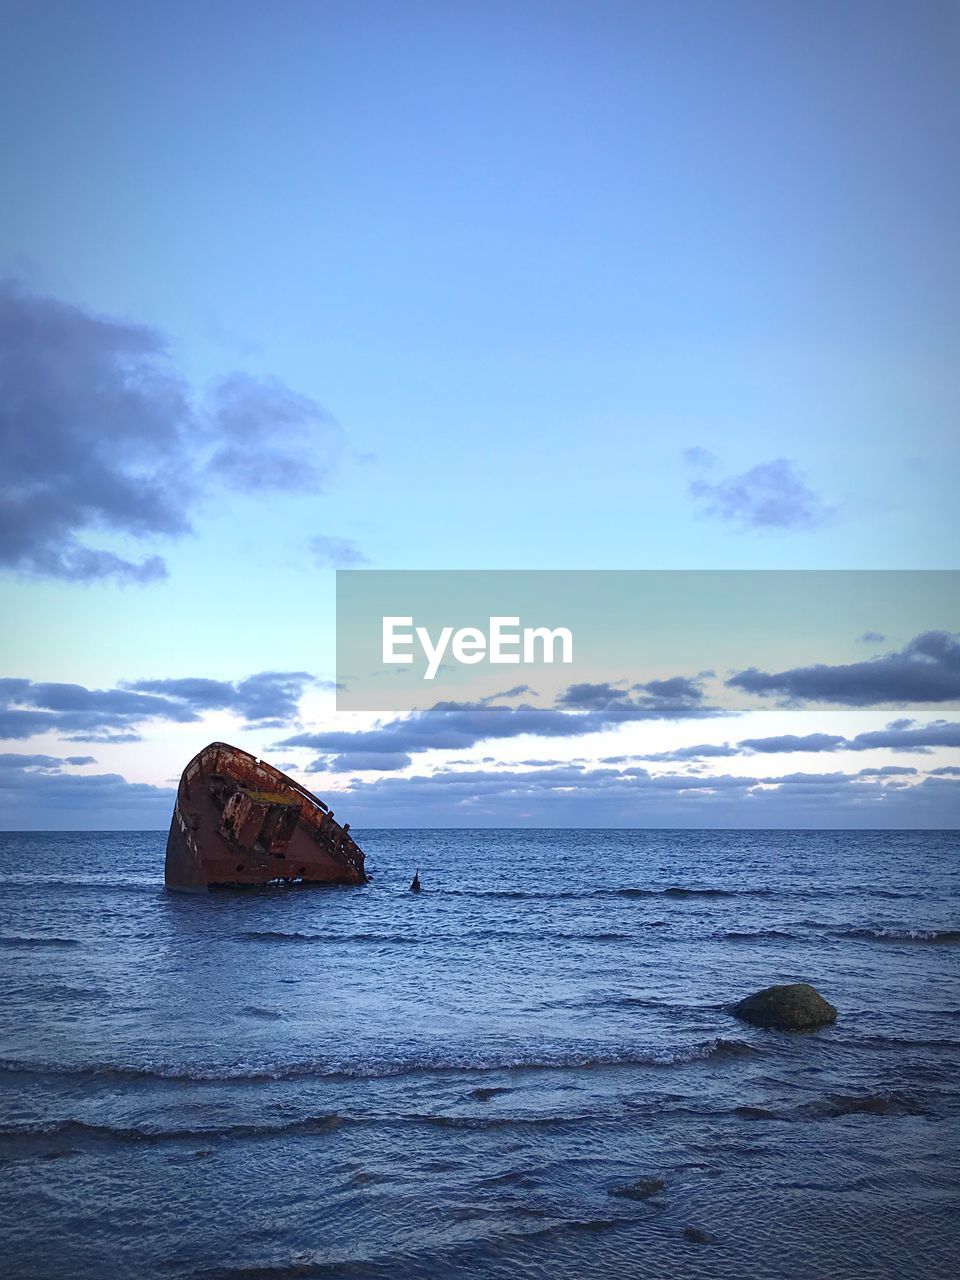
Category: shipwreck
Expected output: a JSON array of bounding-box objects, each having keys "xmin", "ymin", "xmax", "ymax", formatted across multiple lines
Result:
[{"xmin": 164, "ymin": 742, "xmax": 368, "ymax": 890}]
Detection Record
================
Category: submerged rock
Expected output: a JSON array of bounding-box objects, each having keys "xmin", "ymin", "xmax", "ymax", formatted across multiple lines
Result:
[
  {"xmin": 469, "ymin": 1086, "xmax": 511, "ymax": 1102},
  {"xmin": 609, "ymin": 1176, "xmax": 665, "ymax": 1200},
  {"xmin": 731, "ymin": 982, "xmax": 837, "ymax": 1031},
  {"xmin": 682, "ymin": 1226, "xmax": 715, "ymax": 1244}
]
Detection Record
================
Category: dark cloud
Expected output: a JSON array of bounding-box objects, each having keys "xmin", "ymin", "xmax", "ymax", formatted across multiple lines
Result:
[
  {"xmin": 0, "ymin": 678, "xmax": 199, "ymax": 740},
  {"xmin": 309, "ymin": 535, "xmax": 368, "ymax": 568},
  {"xmin": 2, "ymin": 749, "xmax": 954, "ymax": 830},
  {"xmin": 280, "ymin": 686, "xmax": 720, "ymax": 761},
  {"xmin": 0, "ymin": 752, "xmax": 95, "ymax": 770},
  {"xmin": 859, "ymin": 631, "xmax": 886, "ymax": 644},
  {"xmin": 310, "ymin": 762, "xmax": 958, "ymax": 829},
  {"xmin": 207, "ymin": 374, "xmax": 342, "ymax": 493},
  {"xmin": 930, "ymin": 766, "xmax": 960, "ymax": 777},
  {"xmin": 0, "ymin": 282, "xmax": 344, "ymax": 583},
  {"xmin": 0, "ymin": 671, "xmax": 314, "ymax": 739},
  {"xmin": 728, "ymin": 632, "xmax": 960, "ymax": 706},
  {"xmin": 126, "ymin": 672, "xmax": 312, "ymax": 728},
  {"xmin": 857, "ymin": 766, "xmax": 917, "ymax": 777},
  {"xmin": 634, "ymin": 676, "xmax": 704, "ymax": 702},
  {"xmin": 308, "ymin": 752, "xmax": 413, "ymax": 773},
  {"xmin": 641, "ymin": 743, "xmax": 740, "ymax": 762},
  {"xmin": 688, "ymin": 457, "xmax": 832, "ymax": 530},
  {"xmin": 642, "ymin": 721, "xmax": 960, "ymax": 760},
  {"xmin": 479, "ymin": 685, "xmax": 536, "ymax": 703},
  {"xmin": 559, "ymin": 678, "xmax": 703, "ymax": 711},
  {"xmin": 738, "ymin": 733, "xmax": 846, "ymax": 754},
  {"xmin": 556, "ymin": 682, "xmax": 628, "ymax": 709},
  {"xmin": 0, "ymin": 754, "xmax": 173, "ymax": 829},
  {"xmin": 844, "ymin": 719, "xmax": 960, "ymax": 751},
  {"xmin": 0, "ymin": 281, "xmax": 190, "ymax": 581}
]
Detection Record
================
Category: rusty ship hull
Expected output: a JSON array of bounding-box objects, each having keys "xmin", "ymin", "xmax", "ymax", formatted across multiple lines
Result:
[{"xmin": 164, "ymin": 742, "xmax": 368, "ymax": 891}]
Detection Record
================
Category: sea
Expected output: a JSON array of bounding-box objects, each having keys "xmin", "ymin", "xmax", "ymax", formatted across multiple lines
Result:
[{"xmin": 0, "ymin": 828, "xmax": 957, "ymax": 1280}]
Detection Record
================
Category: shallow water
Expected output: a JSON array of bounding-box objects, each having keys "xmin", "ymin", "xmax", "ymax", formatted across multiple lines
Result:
[{"xmin": 0, "ymin": 828, "xmax": 958, "ymax": 1279}]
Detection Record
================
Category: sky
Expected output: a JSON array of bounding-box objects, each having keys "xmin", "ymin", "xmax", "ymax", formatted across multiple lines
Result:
[{"xmin": 1, "ymin": 0, "xmax": 958, "ymax": 828}]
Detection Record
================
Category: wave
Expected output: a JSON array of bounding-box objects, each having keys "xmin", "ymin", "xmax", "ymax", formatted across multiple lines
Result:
[
  {"xmin": 241, "ymin": 927, "xmax": 635, "ymax": 945},
  {"xmin": 732, "ymin": 1090, "xmax": 935, "ymax": 1122},
  {"xmin": 442, "ymin": 885, "xmax": 775, "ymax": 900},
  {"xmin": 609, "ymin": 886, "xmax": 775, "ymax": 899},
  {"xmin": 0, "ymin": 1114, "xmax": 344, "ymax": 1146},
  {"xmin": 828, "ymin": 1033, "xmax": 960, "ymax": 1052},
  {"xmin": 0, "ymin": 878, "xmax": 161, "ymax": 894},
  {"xmin": 0, "ymin": 935, "xmax": 80, "ymax": 948},
  {"xmin": 797, "ymin": 1090, "xmax": 932, "ymax": 1119},
  {"xmin": 242, "ymin": 930, "xmax": 417, "ymax": 945},
  {"xmin": 0, "ymin": 1038, "xmax": 760, "ymax": 1086},
  {"xmin": 411, "ymin": 1112, "xmax": 600, "ymax": 1131},
  {"xmin": 835, "ymin": 927, "xmax": 960, "ymax": 944},
  {"xmin": 723, "ymin": 929, "xmax": 796, "ymax": 941},
  {"xmin": 662, "ymin": 886, "xmax": 763, "ymax": 898},
  {"xmin": 610, "ymin": 995, "xmax": 724, "ymax": 1014}
]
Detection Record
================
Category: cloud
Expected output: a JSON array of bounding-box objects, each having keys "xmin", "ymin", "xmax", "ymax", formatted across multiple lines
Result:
[
  {"xmin": 728, "ymin": 632, "xmax": 960, "ymax": 706},
  {"xmin": 0, "ymin": 282, "xmax": 345, "ymax": 584},
  {"xmin": 0, "ymin": 671, "xmax": 314, "ymax": 739},
  {"xmin": 1, "ymin": 746, "xmax": 954, "ymax": 831},
  {"xmin": 280, "ymin": 684, "xmax": 720, "ymax": 761},
  {"xmin": 308, "ymin": 534, "xmax": 369, "ymax": 568},
  {"xmin": 0, "ymin": 752, "xmax": 95, "ymax": 770},
  {"xmin": 639, "ymin": 720, "xmax": 960, "ymax": 760},
  {"xmin": 640, "ymin": 743, "xmax": 740, "ymax": 762},
  {"xmin": 558, "ymin": 678, "xmax": 703, "ymax": 711},
  {"xmin": 308, "ymin": 751, "xmax": 413, "ymax": 773},
  {"xmin": 857, "ymin": 766, "xmax": 917, "ymax": 777},
  {"xmin": 0, "ymin": 678, "xmax": 199, "ymax": 740},
  {"xmin": 126, "ymin": 671, "xmax": 313, "ymax": 728},
  {"xmin": 738, "ymin": 733, "xmax": 847, "ymax": 754},
  {"xmin": 479, "ymin": 685, "xmax": 536, "ymax": 703},
  {"xmin": 635, "ymin": 676, "xmax": 704, "ymax": 702},
  {"xmin": 843, "ymin": 719, "xmax": 960, "ymax": 751},
  {"xmin": 688, "ymin": 457, "xmax": 832, "ymax": 530},
  {"xmin": 0, "ymin": 754, "xmax": 174, "ymax": 829},
  {"xmin": 0, "ymin": 281, "xmax": 190, "ymax": 582},
  {"xmin": 303, "ymin": 762, "xmax": 958, "ymax": 829},
  {"xmin": 207, "ymin": 374, "xmax": 342, "ymax": 494},
  {"xmin": 556, "ymin": 682, "xmax": 629, "ymax": 709},
  {"xmin": 858, "ymin": 631, "xmax": 886, "ymax": 644},
  {"xmin": 682, "ymin": 446, "xmax": 718, "ymax": 469}
]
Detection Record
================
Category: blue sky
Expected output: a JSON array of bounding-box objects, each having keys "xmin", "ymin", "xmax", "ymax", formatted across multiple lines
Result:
[{"xmin": 1, "ymin": 0, "xmax": 958, "ymax": 827}]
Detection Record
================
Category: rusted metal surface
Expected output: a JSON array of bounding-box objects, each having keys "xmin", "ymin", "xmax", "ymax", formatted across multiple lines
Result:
[{"xmin": 164, "ymin": 742, "xmax": 368, "ymax": 891}]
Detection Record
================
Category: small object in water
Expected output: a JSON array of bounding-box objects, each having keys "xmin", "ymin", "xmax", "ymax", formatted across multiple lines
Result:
[
  {"xmin": 682, "ymin": 1226, "xmax": 715, "ymax": 1244},
  {"xmin": 609, "ymin": 1176, "xmax": 665, "ymax": 1200},
  {"xmin": 164, "ymin": 741, "xmax": 368, "ymax": 890},
  {"xmin": 410, "ymin": 867, "xmax": 421, "ymax": 893},
  {"xmin": 731, "ymin": 982, "xmax": 837, "ymax": 1031}
]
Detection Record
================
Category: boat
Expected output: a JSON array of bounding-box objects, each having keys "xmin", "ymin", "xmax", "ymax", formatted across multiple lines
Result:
[{"xmin": 164, "ymin": 741, "xmax": 368, "ymax": 890}]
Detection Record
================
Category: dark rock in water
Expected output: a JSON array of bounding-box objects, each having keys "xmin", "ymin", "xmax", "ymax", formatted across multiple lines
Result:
[
  {"xmin": 469, "ymin": 1086, "xmax": 511, "ymax": 1102},
  {"xmin": 799, "ymin": 1090, "xmax": 928, "ymax": 1119},
  {"xmin": 733, "ymin": 1104, "xmax": 780, "ymax": 1119},
  {"xmin": 682, "ymin": 1226, "xmax": 715, "ymax": 1244},
  {"xmin": 731, "ymin": 982, "xmax": 837, "ymax": 1031},
  {"xmin": 609, "ymin": 1176, "xmax": 665, "ymax": 1200}
]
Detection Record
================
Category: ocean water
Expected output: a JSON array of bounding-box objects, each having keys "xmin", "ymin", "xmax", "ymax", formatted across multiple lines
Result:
[{"xmin": 0, "ymin": 828, "xmax": 958, "ymax": 1280}]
